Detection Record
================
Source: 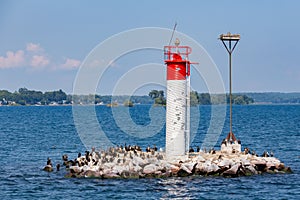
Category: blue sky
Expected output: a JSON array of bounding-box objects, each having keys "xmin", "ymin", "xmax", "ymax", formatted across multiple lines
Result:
[{"xmin": 0, "ymin": 0, "xmax": 299, "ymax": 94}]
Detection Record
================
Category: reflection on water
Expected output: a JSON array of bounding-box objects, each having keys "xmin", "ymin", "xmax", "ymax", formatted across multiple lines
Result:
[{"xmin": 159, "ymin": 178, "xmax": 191, "ymax": 199}]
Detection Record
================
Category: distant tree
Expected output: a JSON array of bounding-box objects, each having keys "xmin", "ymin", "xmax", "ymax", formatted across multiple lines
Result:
[
  {"xmin": 149, "ymin": 90, "xmax": 159, "ymax": 99},
  {"xmin": 233, "ymin": 95, "xmax": 245, "ymax": 105},
  {"xmin": 198, "ymin": 93, "xmax": 211, "ymax": 105},
  {"xmin": 190, "ymin": 91, "xmax": 199, "ymax": 106},
  {"xmin": 158, "ymin": 90, "xmax": 164, "ymax": 98},
  {"xmin": 0, "ymin": 90, "xmax": 12, "ymax": 100},
  {"xmin": 44, "ymin": 89, "xmax": 67, "ymax": 104},
  {"xmin": 154, "ymin": 96, "xmax": 166, "ymax": 105},
  {"xmin": 149, "ymin": 90, "xmax": 166, "ymax": 105}
]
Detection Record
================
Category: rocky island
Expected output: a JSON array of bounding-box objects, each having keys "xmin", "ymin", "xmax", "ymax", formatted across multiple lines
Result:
[{"xmin": 44, "ymin": 142, "xmax": 292, "ymax": 179}]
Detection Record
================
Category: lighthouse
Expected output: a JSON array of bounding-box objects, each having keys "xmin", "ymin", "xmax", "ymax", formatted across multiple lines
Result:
[{"xmin": 164, "ymin": 39, "xmax": 192, "ymax": 160}]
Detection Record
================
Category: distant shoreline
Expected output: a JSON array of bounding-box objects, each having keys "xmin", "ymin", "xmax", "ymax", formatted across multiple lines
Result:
[
  {"xmin": 1, "ymin": 103, "xmax": 300, "ymax": 107},
  {"xmin": 1, "ymin": 88, "xmax": 300, "ymax": 106}
]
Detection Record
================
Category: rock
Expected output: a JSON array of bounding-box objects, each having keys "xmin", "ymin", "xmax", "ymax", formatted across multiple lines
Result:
[
  {"xmin": 266, "ymin": 162, "xmax": 276, "ymax": 170},
  {"xmin": 129, "ymin": 171, "xmax": 140, "ymax": 179},
  {"xmin": 245, "ymin": 165, "xmax": 258, "ymax": 175},
  {"xmin": 283, "ymin": 166, "xmax": 293, "ymax": 173},
  {"xmin": 169, "ymin": 164, "xmax": 180, "ymax": 174},
  {"xmin": 255, "ymin": 163, "xmax": 267, "ymax": 172},
  {"xmin": 180, "ymin": 164, "xmax": 192, "ymax": 174},
  {"xmin": 177, "ymin": 168, "xmax": 191, "ymax": 177},
  {"xmin": 133, "ymin": 156, "xmax": 147, "ymax": 167},
  {"xmin": 193, "ymin": 155, "xmax": 206, "ymax": 163},
  {"xmin": 43, "ymin": 165, "xmax": 53, "ymax": 172},
  {"xmin": 120, "ymin": 170, "xmax": 131, "ymax": 178},
  {"xmin": 56, "ymin": 147, "xmax": 291, "ymax": 179},
  {"xmin": 241, "ymin": 158, "xmax": 251, "ymax": 166},
  {"xmin": 191, "ymin": 163, "xmax": 198, "ymax": 174},
  {"xmin": 195, "ymin": 162, "xmax": 206, "ymax": 174},
  {"xmin": 161, "ymin": 171, "xmax": 171, "ymax": 178},
  {"xmin": 133, "ymin": 165, "xmax": 142, "ymax": 173},
  {"xmin": 182, "ymin": 163, "xmax": 195, "ymax": 172},
  {"xmin": 207, "ymin": 163, "xmax": 220, "ymax": 174},
  {"xmin": 112, "ymin": 165, "xmax": 125, "ymax": 174},
  {"xmin": 83, "ymin": 170, "xmax": 101, "ymax": 178},
  {"xmin": 143, "ymin": 164, "xmax": 157, "ymax": 174},
  {"xmin": 223, "ymin": 163, "xmax": 240, "ymax": 176},
  {"xmin": 250, "ymin": 159, "xmax": 266, "ymax": 165},
  {"xmin": 69, "ymin": 166, "xmax": 82, "ymax": 174},
  {"xmin": 218, "ymin": 159, "xmax": 233, "ymax": 168},
  {"xmin": 154, "ymin": 170, "xmax": 162, "ymax": 177},
  {"xmin": 103, "ymin": 162, "xmax": 115, "ymax": 169},
  {"xmin": 103, "ymin": 168, "xmax": 112, "ymax": 175},
  {"xmin": 103, "ymin": 173, "xmax": 120, "ymax": 179},
  {"xmin": 251, "ymin": 160, "xmax": 267, "ymax": 172},
  {"xmin": 276, "ymin": 163, "xmax": 285, "ymax": 171}
]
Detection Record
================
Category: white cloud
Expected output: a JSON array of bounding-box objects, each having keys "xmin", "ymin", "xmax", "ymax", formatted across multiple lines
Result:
[
  {"xmin": 60, "ymin": 58, "xmax": 81, "ymax": 69},
  {"xmin": 0, "ymin": 50, "xmax": 25, "ymax": 68},
  {"xmin": 30, "ymin": 55, "xmax": 50, "ymax": 67},
  {"xmin": 26, "ymin": 43, "xmax": 43, "ymax": 52},
  {"xmin": 0, "ymin": 42, "xmax": 81, "ymax": 70}
]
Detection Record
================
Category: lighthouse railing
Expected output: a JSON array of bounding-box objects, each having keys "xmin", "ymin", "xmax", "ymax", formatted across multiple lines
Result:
[{"xmin": 164, "ymin": 46, "xmax": 192, "ymax": 61}]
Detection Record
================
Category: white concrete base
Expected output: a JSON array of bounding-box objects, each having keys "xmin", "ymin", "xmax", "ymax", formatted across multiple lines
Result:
[
  {"xmin": 221, "ymin": 141, "xmax": 241, "ymax": 153},
  {"xmin": 166, "ymin": 154, "xmax": 189, "ymax": 164}
]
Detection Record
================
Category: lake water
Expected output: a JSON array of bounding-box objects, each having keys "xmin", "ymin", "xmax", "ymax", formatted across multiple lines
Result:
[{"xmin": 0, "ymin": 105, "xmax": 299, "ymax": 199}]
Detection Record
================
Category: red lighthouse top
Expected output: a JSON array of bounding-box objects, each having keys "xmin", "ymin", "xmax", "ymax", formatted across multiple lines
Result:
[{"xmin": 164, "ymin": 39, "xmax": 192, "ymax": 80}]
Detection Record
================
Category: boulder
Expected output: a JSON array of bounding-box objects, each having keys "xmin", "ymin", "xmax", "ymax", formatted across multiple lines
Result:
[
  {"xmin": 120, "ymin": 170, "xmax": 131, "ymax": 178},
  {"xmin": 111, "ymin": 165, "xmax": 125, "ymax": 175},
  {"xmin": 183, "ymin": 163, "xmax": 196, "ymax": 172},
  {"xmin": 69, "ymin": 166, "xmax": 82, "ymax": 173},
  {"xmin": 193, "ymin": 155, "xmax": 206, "ymax": 163},
  {"xmin": 250, "ymin": 159, "xmax": 267, "ymax": 171},
  {"xmin": 276, "ymin": 163, "xmax": 285, "ymax": 171},
  {"xmin": 83, "ymin": 170, "xmax": 101, "ymax": 178},
  {"xmin": 103, "ymin": 168, "xmax": 112, "ymax": 175},
  {"xmin": 241, "ymin": 158, "xmax": 251, "ymax": 166},
  {"xmin": 133, "ymin": 165, "xmax": 142, "ymax": 173},
  {"xmin": 266, "ymin": 161, "xmax": 276, "ymax": 170},
  {"xmin": 223, "ymin": 163, "xmax": 240, "ymax": 176},
  {"xmin": 103, "ymin": 162, "xmax": 115, "ymax": 169},
  {"xmin": 244, "ymin": 165, "xmax": 258, "ymax": 175},
  {"xmin": 195, "ymin": 162, "xmax": 206, "ymax": 174},
  {"xmin": 103, "ymin": 173, "xmax": 120, "ymax": 179},
  {"xmin": 255, "ymin": 163, "xmax": 267, "ymax": 172},
  {"xmin": 143, "ymin": 164, "xmax": 157, "ymax": 174},
  {"xmin": 283, "ymin": 166, "xmax": 293, "ymax": 173},
  {"xmin": 133, "ymin": 156, "xmax": 147, "ymax": 167},
  {"xmin": 207, "ymin": 163, "xmax": 220, "ymax": 174},
  {"xmin": 218, "ymin": 159, "xmax": 233, "ymax": 168},
  {"xmin": 169, "ymin": 164, "xmax": 180, "ymax": 174},
  {"xmin": 177, "ymin": 165, "xmax": 192, "ymax": 177},
  {"xmin": 180, "ymin": 164, "xmax": 192, "ymax": 174}
]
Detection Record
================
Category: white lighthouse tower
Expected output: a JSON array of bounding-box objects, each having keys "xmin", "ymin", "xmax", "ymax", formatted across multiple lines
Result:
[{"xmin": 164, "ymin": 39, "xmax": 192, "ymax": 160}]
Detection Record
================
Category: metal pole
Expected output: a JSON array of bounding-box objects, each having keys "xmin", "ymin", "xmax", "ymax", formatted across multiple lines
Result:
[
  {"xmin": 186, "ymin": 73, "xmax": 190, "ymax": 153},
  {"xmin": 229, "ymin": 50, "xmax": 232, "ymax": 135},
  {"xmin": 219, "ymin": 33, "xmax": 240, "ymax": 140}
]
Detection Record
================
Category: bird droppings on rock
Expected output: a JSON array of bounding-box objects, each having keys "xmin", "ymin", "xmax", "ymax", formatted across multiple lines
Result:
[{"xmin": 43, "ymin": 145, "xmax": 292, "ymax": 179}]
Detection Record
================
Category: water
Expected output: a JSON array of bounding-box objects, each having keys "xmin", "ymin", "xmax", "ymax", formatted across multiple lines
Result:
[{"xmin": 0, "ymin": 105, "xmax": 299, "ymax": 199}]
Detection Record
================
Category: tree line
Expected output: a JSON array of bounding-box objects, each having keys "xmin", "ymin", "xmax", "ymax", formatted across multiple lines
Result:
[
  {"xmin": 0, "ymin": 88, "xmax": 254, "ymax": 106},
  {"xmin": 0, "ymin": 88, "xmax": 68, "ymax": 105},
  {"xmin": 148, "ymin": 90, "xmax": 254, "ymax": 106},
  {"xmin": 239, "ymin": 92, "xmax": 300, "ymax": 104}
]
